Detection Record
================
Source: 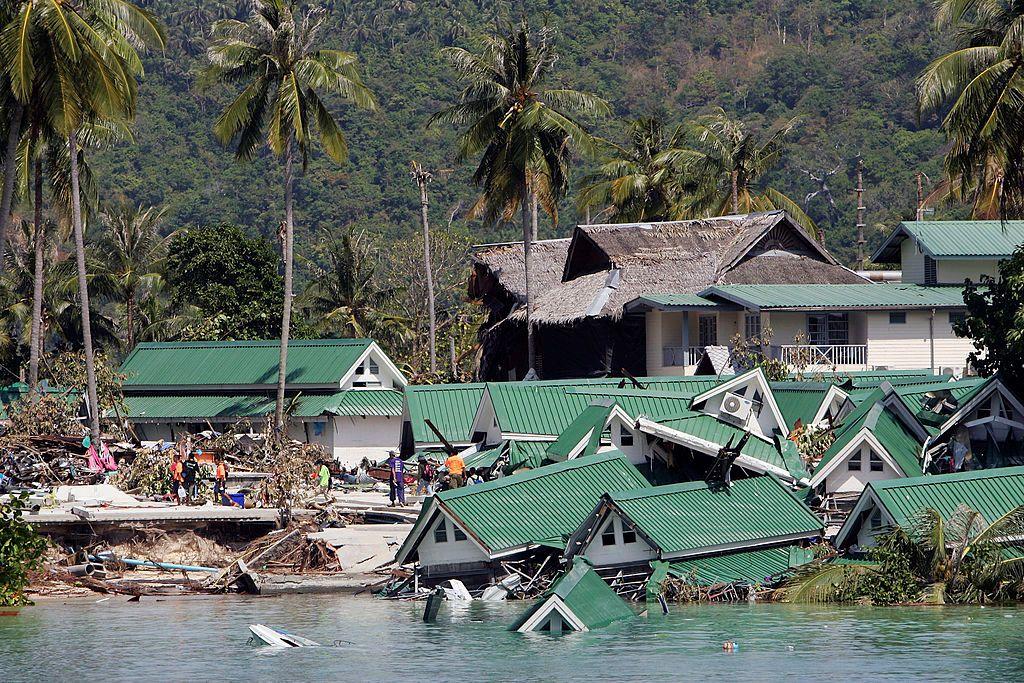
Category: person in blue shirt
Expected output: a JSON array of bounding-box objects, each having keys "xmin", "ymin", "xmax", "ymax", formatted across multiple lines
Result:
[{"xmin": 386, "ymin": 451, "xmax": 406, "ymax": 507}]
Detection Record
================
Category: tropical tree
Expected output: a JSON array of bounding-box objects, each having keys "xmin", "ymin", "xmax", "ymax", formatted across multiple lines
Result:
[
  {"xmin": 93, "ymin": 203, "xmax": 169, "ymax": 352},
  {"xmin": 577, "ymin": 116, "xmax": 699, "ymax": 223},
  {"xmin": 0, "ymin": 0, "xmax": 164, "ymax": 439},
  {"xmin": 430, "ymin": 21, "xmax": 608, "ymax": 372},
  {"xmin": 300, "ymin": 229, "xmax": 406, "ymax": 342},
  {"xmin": 206, "ymin": 0, "xmax": 377, "ymax": 433},
  {"xmin": 918, "ymin": 0, "xmax": 1024, "ymax": 218},
  {"xmin": 676, "ymin": 108, "xmax": 818, "ymax": 236}
]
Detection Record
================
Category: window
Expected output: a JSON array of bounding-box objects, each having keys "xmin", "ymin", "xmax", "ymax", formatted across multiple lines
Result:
[
  {"xmin": 368, "ymin": 360, "xmax": 380, "ymax": 375},
  {"xmin": 698, "ymin": 315, "xmax": 718, "ymax": 347},
  {"xmin": 949, "ymin": 311, "xmax": 966, "ymax": 329},
  {"xmin": 744, "ymin": 313, "xmax": 761, "ymax": 341},
  {"xmin": 452, "ymin": 526, "xmax": 467, "ymax": 542},
  {"xmin": 870, "ymin": 509, "xmax": 883, "ymax": 531},
  {"xmin": 977, "ymin": 399, "xmax": 993, "ymax": 420},
  {"xmin": 621, "ymin": 527, "xmax": 637, "ymax": 544},
  {"xmin": 807, "ymin": 313, "xmax": 849, "ymax": 345},
  {"xmin": 355, "ymin": 364, "xmax": 366, "ymax": 375},
  {"xmin": 924, "ymin": 256, "xmax": 937, "ymax": 285},
  {"xmin": 433, "ymin": 521, "xmax": 448, "ymax": 543},
  {"xmin": 869, "ymin": 451, "xmax": 884, "ymax": 472},
  {"xmin": 618, "ymin": 424, "xmax": 634, "ymax": 447},
  {"xmin": 848, "ymin": 449, "xmax": 862, "ymax": 471},
  {"xmin": 471, "ymin": 431, "xmax": 487, "ymax": 443},
  {"xmin": 601, "ymin": 523, "xmax": 617, "ymax": 546},
  {"xmin": 889, "ymin": 311, "xmax": 907, "ymax": 325}
]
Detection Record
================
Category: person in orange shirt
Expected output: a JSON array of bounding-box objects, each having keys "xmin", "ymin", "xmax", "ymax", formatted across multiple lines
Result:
[
  {"xmin": 169, "ymin": 453, "xmax": 184, "ymax": 504},
  {"xmin": 444, "ymin": 450, "xmax": 466, "ymax": 488},
  {"xmin": 214, "ymin": 454, "xmax": 229, "ymax": 505}
]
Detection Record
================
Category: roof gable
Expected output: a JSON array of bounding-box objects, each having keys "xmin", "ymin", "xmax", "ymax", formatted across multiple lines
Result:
[
  {"xmin": 690, "ymin": 368, "xmax": 788, "ymax": 439},
  {"xmin": 121, "ymin": 339, "xmax": 399, "ymax": 390},
  {"xmin": 872, "ymin": 221, "xmax": 1024, "ymax": 262},
  {"xmin": 404, "ymin": 383, "xmax": 486, "ymax": 445}
]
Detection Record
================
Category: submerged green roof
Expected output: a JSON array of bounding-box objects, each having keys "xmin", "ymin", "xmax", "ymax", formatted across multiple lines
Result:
[
  {"xmin": 701, "ymin": 284, "xmax": 969, "ymax": 310},
  {"xmin": 873, "ymin": 220, "xmax": 1024, "ymax": 262},
  {"xmin": 659, "ymin": 545, "xmax": 815, "ymax": 586},
  {"xmin": 397, "ymin": 452, "xmax": 649, "ymax": 562},
  {"xmin": 122, "ymin": 339, "xmax": 376, "ymax": 389},
  {"xmin": 123, "ymin": 388, "xmax": 402, "ymax": 421},
  {"xmin": 600, "ymin": 476, "xmax": 823, "ymax": 559},
  {"xmin": 510, "ymin": 559, "xmax": 634, "ymax": 632},
  {"xmin": 403, "ymin": 383, "xmax": 486, "ymax": 444}
]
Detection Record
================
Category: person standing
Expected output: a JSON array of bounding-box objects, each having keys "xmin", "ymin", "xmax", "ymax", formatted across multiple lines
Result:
[
  {"xmin": 387, "ymin": 451, "xmax": 406, "ymax": 507},
  {"xmin": 182, "ymin": 452, "xmax": 200, "ymax": 503},
  {"xmin": 213, "ymin": 455, "xmax": 229, "ymax": 505},
  {"xmin": 415, "ymin": 455, "xmax": 434, "ymax": 497},
  {"xmin": 444, "ymin": 449, "xmax": 466, "ymax": 488},
  {"xmin": 169, "ymin": 453, "xmax": 184, "ymax": 504},
  {"xmin": 313, "ymin": 461, "xmax": 332, "ymax": 495}
]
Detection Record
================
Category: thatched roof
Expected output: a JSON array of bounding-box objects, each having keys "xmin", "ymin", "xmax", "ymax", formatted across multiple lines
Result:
[
  {"xmin": 473, "ymin": 211, "xmax": 867, "ymax": 325},
  {"xmin": 471, "ymin": 238, "xmax": 570, "ymax": 302}
]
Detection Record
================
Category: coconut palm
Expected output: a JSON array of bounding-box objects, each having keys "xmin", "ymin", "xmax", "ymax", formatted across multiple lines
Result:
[
  {"xmin": 918, "ymin": 0, "xmax": 1024, "ymax": 218},
  {"xmin": 92, "ymin": 203, "xmax": 170, "ymax": 352},
  {"xmin": 430, "ymin": 21, "xmax": 608, "ymax": 372},
  {"xmin": 0, "ymin": 0, "xmax": 164, "ymax": 438},
  {"xmin": 206, "ymin": 0, "xmax": 377, "ymax": 433},
  {"xmin": 300, "ymin": 229, "xmax": 406, "ymax": 342},
  {"xmin": 577, "ymin": 116, "xmax": 700, "ymax": 223}
]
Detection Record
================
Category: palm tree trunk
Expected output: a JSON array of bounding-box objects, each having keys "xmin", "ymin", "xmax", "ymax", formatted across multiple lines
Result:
[
  {"xmin": 522, "ymin": 186, "xmax": 535, "ymax": 375},
  {"xmin": 274, "ymin": 139, "xmax": 295, "ymax": 434},
  {"xmin": 29, "ymin": 155, "xmax": 44, "ymax": 392},
  {"xmin": 0, "ymin": 103, "xmax": 25, "ymax": 273},
  {"xmin": 69, "ymin": 129, "xmax": 101, "ymax": 441},
  {"xmin": 126, "ymin": 291, "xmax": 135, "ymax": 351},
  {"xmin": 414, "ymin": 165, "xmax": 436, "ymax": 374},
  {"xmin": 731, "ymin": 169, "xmax": 739, "ymax": 214}
]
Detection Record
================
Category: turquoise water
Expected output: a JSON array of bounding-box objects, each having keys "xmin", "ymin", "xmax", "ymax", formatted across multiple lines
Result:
[{"xmin": 2, "ymin": 595, "xmax": 1023, "ymax": 681}]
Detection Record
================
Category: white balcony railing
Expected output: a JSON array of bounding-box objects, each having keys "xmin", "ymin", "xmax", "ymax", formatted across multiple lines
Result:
[
  {"xmin": 662, "ymin": 346, "xmax": 709, "ymax": 367},
  {"xmin": 773, "ymin": 344, "xmax": 868, "ymax": 368}
]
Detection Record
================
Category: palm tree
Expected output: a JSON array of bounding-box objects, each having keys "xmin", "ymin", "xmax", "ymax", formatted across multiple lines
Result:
[
  {"xmin": 93, "ymin": 203, "xmax": 169, "ymax": 352},
  {"xmin": 918, "ymin": 0, "xmax": 1024, "ymax": 218},
  {"xmin": 578, "ymin": 116, "xmax": 700, "ymax": 223},
  {"xmin": 206, "ymin": 0, "xmax": 377, "ymax": 433},
  {"xmin": 430, "ymin": 21, "xmax": 608, "ymax": 373},
  {"xmin": 301, "ymin": 229, "xmax": 406, "ymax": 342},
  {"xmin": 0, "ymin": 0, "xmax": 165, "ymax": 439}
]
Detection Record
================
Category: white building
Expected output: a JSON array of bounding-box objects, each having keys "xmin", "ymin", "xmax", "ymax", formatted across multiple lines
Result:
[{"xmin": 119, "ymin": 339, "xmax": 406, "ymax": 466}]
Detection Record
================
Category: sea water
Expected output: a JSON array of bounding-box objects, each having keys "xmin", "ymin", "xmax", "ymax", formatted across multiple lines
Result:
[{"xmin": 2, "ymin": 594, "xmax": 1023, "ymax": 681}]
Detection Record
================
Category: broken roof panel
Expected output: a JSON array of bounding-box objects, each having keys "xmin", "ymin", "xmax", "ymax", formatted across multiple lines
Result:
[
  {"xmin": 658, "ymin": 545, "xmax": 815, "ymax": 586},
  {"xmin": 404, "ymin": 383, "xmax": 487, "ymax": 444},
  {"xmin": 544, "ymin": 402, "xmax": 616, "ymax": 463},
  {"xmin": 510, "ymin": 559, "xmax": 634, "ymax": 632}
]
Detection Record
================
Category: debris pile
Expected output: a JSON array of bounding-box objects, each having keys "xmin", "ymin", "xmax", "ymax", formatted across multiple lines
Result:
[{"xmin": 0, "ymin": 435, "xmax": 92, "ymax": 487}]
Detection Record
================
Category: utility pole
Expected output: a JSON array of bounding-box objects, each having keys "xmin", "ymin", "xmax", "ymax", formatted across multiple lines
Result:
[
  {"xmin": 855, "ymin": 159, "xmax": 866, "ymax": 270},
  {"xmin": 916, "ymin": 171, "xmax": 925, "ymax": 221},
  {"xmin": 411, "ymin": 162, "xmax": 437, "ymax": 374}
]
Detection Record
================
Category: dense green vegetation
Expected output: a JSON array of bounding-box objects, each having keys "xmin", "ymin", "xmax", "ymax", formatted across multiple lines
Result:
[{"xmin": 82, "ymin": 0, "xmax": 955, "ymax": 264}]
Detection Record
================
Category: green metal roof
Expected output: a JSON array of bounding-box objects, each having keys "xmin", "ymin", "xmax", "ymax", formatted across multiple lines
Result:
[
  {"xmin": 121, "ymin": 339, "xmax": 375, "ymax": 389},
  {"xmin": 813, "ymin": 391, "xmax": 925, "ymax": 479},
  {"xmin": 545, "ymin": 402, "xmax": 615, "ymax": 463},
  {"xmin": 659, "ymin": 545, "xmax": 815, "ymax": 586},
  {"xmin": 0, "ymin": 383, "xmax": 79, "ymax": 420},
  {"xmin": 603, "ymin": 475, "xmax": 823, "ymax": 559},
  {"xmin": 398, "ymin": 452, "xmax": 649, "ymax": 560},
  {"xmin": 868, "ymin": 465, "xmax": 1024, "ymax": 528},
  {"xmin": 510, "ymin": 559, "xmax": 634, "ymax": 632},
  {"xmin": 873, "ymin": 221, "xmax": 1024, "ymax": 262},
  {"xmin": 651, "ymin": 412, "xmax": 806, "ymax": 479},
  {"xmin": 123, "ymin": 389, "xmax": 401, "ymax": 421},
  {"xmin": 772, "ymin": 386, "xmax": 830, "ymax": 430},
  {"xmin": 625, "ymin": 293, "xmax": 723, "ymax": 311},
  {"xmin": 892, "ymin": 376, "xmax": 989, "ymax": 431},
  {"xmin": 403, "ymin": 383, "xmax": 486, "ymax": 445},
  {"xmin": 700, "ymin": 284, "xmax": 970, "ymax": 310},
  {"xmin": 503, "ymin": 440, "xmax": 553, "ymax": 473},
  {"xmin": 566, "ymin": 387, "xmax": 711, "ymax": 419}
]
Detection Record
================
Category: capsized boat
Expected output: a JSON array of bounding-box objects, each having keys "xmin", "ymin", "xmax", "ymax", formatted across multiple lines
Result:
[{"xmin": 248, "ymin": 624, "xmax": 320, "ymax": 647}]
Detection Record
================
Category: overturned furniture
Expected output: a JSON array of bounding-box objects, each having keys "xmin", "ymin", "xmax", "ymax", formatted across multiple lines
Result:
[{"xmin": 510, "ymin": 559, "xmax": 634, "ymax": 633}]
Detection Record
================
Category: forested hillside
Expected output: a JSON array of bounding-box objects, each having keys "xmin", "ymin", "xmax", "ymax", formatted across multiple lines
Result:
[{"xmin": 98, "ymin": 0, "xmax": 954, "ymax": 264}]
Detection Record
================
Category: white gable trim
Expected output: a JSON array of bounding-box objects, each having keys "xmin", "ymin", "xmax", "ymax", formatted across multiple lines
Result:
[
  {"xmin": 932, "ymin": 379, "xmax": 1024, "ymax": 442},
  {"xmin": 834, "ymin": 488, "xmax": 896, "ymax": 548},
  {"xmin": 690, "ymin": 368, "xmax": 788, "ymax": 437},
  {"xmin": 469, "ymin": 387, "xmax": 498, "ymax": 442},
  {"xmin": 338, "ymin": 341, "xmax": 409, "ymax": 389},
  {"xmin": 808, "ymin": 428, "xmax": 910, "ymax": 489},
  {"xmin": 811, "ymin": 385, "xmax": 852, "ymax": 427},
  {"xmin": 517, "ymin": 595, "xmax": 588, "ymax": 633}
]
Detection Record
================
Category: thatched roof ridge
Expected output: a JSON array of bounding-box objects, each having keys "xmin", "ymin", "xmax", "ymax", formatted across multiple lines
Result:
[
  {"xmin": 721, "ymin": 253, "xmax": 867, "ymax": 285},
  {"xmin": 471, "ymin": 238, "xmax": 570, "ymax": 301}
]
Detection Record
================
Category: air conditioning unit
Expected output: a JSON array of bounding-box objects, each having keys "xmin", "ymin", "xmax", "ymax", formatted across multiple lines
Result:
[{"xmin": 720, "ymin": 392, "xmax": 752, "ymax": 425}]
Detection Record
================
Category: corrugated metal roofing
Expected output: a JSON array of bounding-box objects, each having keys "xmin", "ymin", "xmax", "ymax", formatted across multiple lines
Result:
[
  {"xmin": 567, "ymin": 387, "xmax": 713, "ymax": 418},
  {"xmin": 626, "ymin": 293, "xmax": 722, "ymax": 310},
  {"xmin": 123, "ymin": 389, "xmax": 402, "ymax": 420},
  {"xmin": 403, "ymin": 383, "xmax": 486, "ymax": 444},
  {"xmin": 701, "ymin": 284, "xmax": 970, "ymax": 310},
  {"xmin": 121, "ymin": 339, "xmax": 373, "ymax": 388},
  {"xmin": 893, "ymin": 376, "xmax": 989, "ymax": 426},
  {"xmin": 545, "ymin": 402, "xmax": 615, "ymax": 462},
  {"xmin": 873, "ymin": 221, "xmax": 1024, "ymax": 261},
  {"xmin": 0, "ymin": 383, "xmax": 78, "ymax": 420},
  {"xmin": 772, "ymin": 387, "xmax": 829, "ymax": 429},
  {"xmin": 868, "ymin": 465, "xmax": 1024, "ymax": 528},
  {"xmin": 510, "ymin": 560, "xmax": 634, "ymax": 631},
  {"xmin": 438, "ymin": 452, "xmax": 650, "ymax": 553},
  {"xmin": 607, "ymin": 476, "xmax": 823, "ymax": 557},
  {"xmin": 813, "ymin": 392, "xmax": 924, "ymax": 479},
  {"xmin": 662, "ymin": 545, "xmax": 815, "ymax": 586}
]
